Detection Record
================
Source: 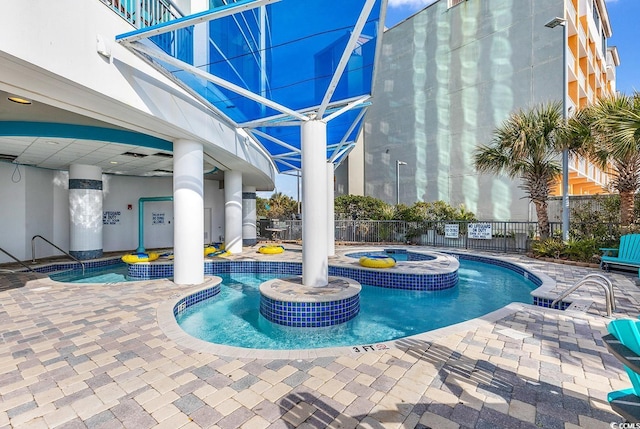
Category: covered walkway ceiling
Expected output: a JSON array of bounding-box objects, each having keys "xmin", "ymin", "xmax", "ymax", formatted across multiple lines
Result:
[{"xmin": 117, "ymin": 0, "xmax": 385, "ymax": 173}]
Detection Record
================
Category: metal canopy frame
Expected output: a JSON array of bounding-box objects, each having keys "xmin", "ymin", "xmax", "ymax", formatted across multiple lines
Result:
[{"xmin": 117, "ymin": 0, "xmax": 385, "ymax": 173}]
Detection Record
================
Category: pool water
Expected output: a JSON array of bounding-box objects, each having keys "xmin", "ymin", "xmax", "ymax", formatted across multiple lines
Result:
[
  {"xmin": 347, "ymin": 250, "xmax": 409, "ymax": 261},
  {"xmin": 176, "ymin": 260, "xmax": 538, "ymax": 350},
  {"xmin": 50, "ymin": 263, "xmax": 130, "ymax": 283}
]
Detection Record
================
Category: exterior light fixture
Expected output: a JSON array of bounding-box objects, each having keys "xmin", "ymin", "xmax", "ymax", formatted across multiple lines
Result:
[
  {"xmin": 8, "ymin": 95, "xmax": 31, "ymax": 105},
  {"xmin": 396, "ymin": 160, "xmax": 407, "ymax": 205},
  {"xmin": 545, "ymin": 17, "xmax": 566, "ymax": 28},
  {"xmin": 545, "ymin": 16, "xmax": 569, "ymax": 241}
]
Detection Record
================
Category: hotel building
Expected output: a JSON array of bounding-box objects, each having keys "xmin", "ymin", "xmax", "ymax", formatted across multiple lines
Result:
[{"xmin": 340, "ymin": 0, "xmax": 620, "ymax": 220}]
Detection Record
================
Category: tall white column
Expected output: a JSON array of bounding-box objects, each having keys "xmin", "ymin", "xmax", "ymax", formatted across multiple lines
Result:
[
  {"xmin": 301, "ymin": 120, "xmax": 328, "ymax": 287},
  {"xmin": 69, "ymin": 164, "xmax": 103, "ymax": 260},
  {"xmin": 327, "ymin": 163, "xmax": 335, "ymax": 257},
  {"xmin": 224, "ymin": 170, "xmax": 243, "ymax": 254},
  {"xmin": 242, "ymin": 186, "xmax": 257, "ymax": 246},
  {"xmin": 173, "ymin": 139, "xmax": 204, "ymax": 285}
]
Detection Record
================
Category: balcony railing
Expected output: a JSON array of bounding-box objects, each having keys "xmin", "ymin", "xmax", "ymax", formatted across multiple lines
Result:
[{"xmin": 101, "ymin": 0, "xmax": 183, "ymax": 29}]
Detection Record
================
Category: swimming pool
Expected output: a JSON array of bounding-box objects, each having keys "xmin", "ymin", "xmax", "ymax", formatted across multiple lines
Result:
[
  {"xmin": 50, "ymin": 263, "xmax": 131, "ymax": 283},
  {"xmin": 175, "ymin": 259, "xmax": 538, "ymax": 350}
]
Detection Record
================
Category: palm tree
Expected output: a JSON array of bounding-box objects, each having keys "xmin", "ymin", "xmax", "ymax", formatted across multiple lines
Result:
[
  {"xmin": 474, "ymin": 102, "xmax": 565, "ymax": 239},
  {"xmin": 267, "ymin": 192, "xmax": 297, "ymax": 219},
  {"xmin": 568, "ymin": 93, "xmax": 640, "ymax": 226}
]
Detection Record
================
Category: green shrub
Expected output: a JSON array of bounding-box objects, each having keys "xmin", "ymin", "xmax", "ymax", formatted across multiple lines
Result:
[
  {"xmin": 570, "ymin": 195, "xmax": 620, "ymax": 244},
  {"xmin": 564, "ymin": 239, "xmax": 601, "ymax": 263},
  {"xmin": 334, "ymin": 195, "xmax": 392, "ymax": 220},
  {"xmin": 530, "ymin": 238, "xmax": 566, "ymax": 259}
]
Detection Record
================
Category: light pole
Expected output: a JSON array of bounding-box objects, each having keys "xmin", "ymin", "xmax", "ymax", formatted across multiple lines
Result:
[
  {"xmin": 396, "ymin": 160, "xmax": 407, "ymax": 205},
  {"xmin": 545, "ymin": 16, "xmax": 569, "ymax": 241}
]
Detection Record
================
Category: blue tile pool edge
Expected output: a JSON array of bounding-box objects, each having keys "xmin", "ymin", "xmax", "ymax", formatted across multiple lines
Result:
[
  {"xmin": 35, "ymin": 251, "xmax": 573, "ymax": 311},
  {"xmin": 33, "ymin": 258, "xmax": 123, "ymax": 275}
]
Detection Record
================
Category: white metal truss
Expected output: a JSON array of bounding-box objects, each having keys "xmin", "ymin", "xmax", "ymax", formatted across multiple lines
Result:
[
  {"xmin": 323, "ymin": 95, "xmax": 370, "ymax": 123},
  {"xmin": 116, "ymin": 0, "xmax": 382, "ymax": 173},
  {"xmin": 238, "ymin": 95, "xmax": 371, "ymax": 128},
  {"xmin": 329, "ymin": 107, "xmax": 367, "ymax": 162},
  {"xmin": 250, "ymin": 128, "xmax": 300, "ymax": 153},
  {"xmin": 122, "ymin": 40, "xmax": 309, "ymax": 122},
  {"xmin": 317, "ymin": 0, "xmax": 377, "ymax": 118}
]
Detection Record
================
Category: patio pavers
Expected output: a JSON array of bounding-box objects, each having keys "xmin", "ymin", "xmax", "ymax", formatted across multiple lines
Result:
[{"xmin": 0, "ymin": 247, "xmax": 637, "ymax": 428}]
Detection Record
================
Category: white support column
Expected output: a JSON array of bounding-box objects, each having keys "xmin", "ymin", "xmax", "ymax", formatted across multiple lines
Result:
[
  {"xmin": 242, "ymin": 186, "xmax": 257, "ymax": 246},
  {"xmin": 301, "ymin": 120, "xmax": 328, "ymax": 287},
  {"xmin": 224, "ymin": 170, "xmax": 243, "ymax": 253},
  {"xmin": 173, "ymin": 139, "xmax": 204, "ymax": 285},
  {"xmin": 69, "ymin": 164, "xmax": 103, "ymax": 260},
  {"xmin": 327, "ymin": 162, "xmax": 335, "ymax": 257}
]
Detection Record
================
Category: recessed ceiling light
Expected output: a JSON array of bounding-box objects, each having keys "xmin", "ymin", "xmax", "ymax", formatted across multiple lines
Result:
[
  {"xmin": 46, "ymin": 141, "xmax": 59, "ymax": 145},
  {"xmin": 110, "ymin": 161, "xmax": 118, "ymax": 164},
  {"xmin": 8, "ymin": 95, "xmax": 32, "ymax": 105}
]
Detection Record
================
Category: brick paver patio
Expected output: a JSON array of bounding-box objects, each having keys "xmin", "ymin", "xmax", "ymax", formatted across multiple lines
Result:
[{"xmin": 1, "ymin": 246, "xmax": 638, "ymax": 428}]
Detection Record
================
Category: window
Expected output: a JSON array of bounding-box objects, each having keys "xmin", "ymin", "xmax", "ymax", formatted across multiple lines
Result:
[{"xmin": 592, "ymin": 2, "xmax": 601, "ymax": 33}]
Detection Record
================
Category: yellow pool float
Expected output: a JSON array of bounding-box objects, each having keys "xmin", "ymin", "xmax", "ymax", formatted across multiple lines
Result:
[
  {"xmin": 121, "ymin": 252, "xmax": 160, "ymax": 264},
  {"xmin": 258, "ymin": 245, "xmax": 285, "ymax": 254},
  {"xmin": 205, "ymin": 248, "xmax": 229, "ymax": 257},
  {"xmin": 359, "ymin": 255, "xmax": 396, "ymax": 268}
]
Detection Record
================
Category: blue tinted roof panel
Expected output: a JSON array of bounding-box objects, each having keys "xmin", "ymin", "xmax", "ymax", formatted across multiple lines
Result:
[{"xmin": 117, "ymin": 0, "xmax": 384, "ymax": 172}]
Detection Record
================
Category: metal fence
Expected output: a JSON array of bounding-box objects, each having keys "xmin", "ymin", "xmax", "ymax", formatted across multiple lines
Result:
[
  {"xmin": 257, "ymin": 219, "xmax": 571, "ymax": 253},
  {"xmin": 547, "ymin": 194, "xmax": 619, "ymax": 222}
]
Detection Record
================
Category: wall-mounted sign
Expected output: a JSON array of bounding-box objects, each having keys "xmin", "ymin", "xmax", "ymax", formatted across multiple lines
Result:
[
  {"xmin": 102, "ymin": 211, "xmax": 121, "ymax": 225},
  {"xmin": 444, "ymin": 224, "xmax": 459, "ymax": 238},
  {"xmin": 468, "ymin": 223, "xmax": 492, "ymax": 239},
  {"xmin": 152, "ymin": 212, "xmax": 165, "ymax": 225}
]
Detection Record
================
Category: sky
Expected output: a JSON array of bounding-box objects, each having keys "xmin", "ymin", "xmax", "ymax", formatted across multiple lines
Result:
[{"xmin": 262, "ymin": 0, "xmax": 639, "ymax": 199}]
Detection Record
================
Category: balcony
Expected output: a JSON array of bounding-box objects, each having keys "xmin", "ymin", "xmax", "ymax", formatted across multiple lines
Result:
[{"xmin": 100, "ymin": 0, "xmax": 182, "ymax": 29}]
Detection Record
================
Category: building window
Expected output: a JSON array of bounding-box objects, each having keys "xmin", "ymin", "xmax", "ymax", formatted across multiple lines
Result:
[
  {"xmin": 593, "ymin": 2, "xmax": 601, "ymax": 33},
  {"xmin": 448, "ymin": 0, "xmax": 465, "ymax": 8}
]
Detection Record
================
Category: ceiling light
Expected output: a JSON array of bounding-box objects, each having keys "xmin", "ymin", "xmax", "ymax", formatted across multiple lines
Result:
[
  {"xmin": 8, "ymin": 95, "xmax": 32, "ymax": 105},
  {"xmin": 110, "ymin": 161, "xmax": 118, "ymax": 164},
  {"xmin": 46, "ymin": 141, "xmax": 59, "ymax": 145},
  {"xmin": 0, "ymin": 154, "xmax": 18, "ymax": 162},
  {"xmin": 123, "ymin": 151, "xmax": 148, "ymax": 158}
]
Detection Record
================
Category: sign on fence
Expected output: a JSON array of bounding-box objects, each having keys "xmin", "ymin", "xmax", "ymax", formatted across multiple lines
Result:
[
  {"xmin": 468, "ymin": 223, "xmax": 492, "ymax": 239},
  {"xmin": 444, "ymin": 224, "xmax": 459, "ymax": 238}
]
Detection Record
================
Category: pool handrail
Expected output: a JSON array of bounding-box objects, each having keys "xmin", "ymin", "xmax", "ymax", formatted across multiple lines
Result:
[
  {"xmin": 31, "ymin": 235, "xmax": 85, "ymax": 275},
  {"xmin": 0, "ymin": 246, "xmax": 36, "ymax": 272},
  {"xmin": 551, "ymin": 273, "xmax": 615, "ymax": 316}
]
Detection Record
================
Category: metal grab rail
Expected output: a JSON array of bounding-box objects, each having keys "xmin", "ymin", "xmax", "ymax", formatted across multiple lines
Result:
[
  {"xmin": 551, "ymin": 273, "xmax": 615, "ymax": 316},
  {"xmin": 31, "ymin": 235, "xmax": 85, "ymax": 275},
  {"xmin": 0, "ymin": 247, "xmax": 36, "ymax": 273}
]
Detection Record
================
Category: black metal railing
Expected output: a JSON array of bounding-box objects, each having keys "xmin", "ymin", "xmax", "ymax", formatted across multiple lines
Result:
[{"xmin": 256, "ymin": 219, "xmax": 567, "ymax": 253}]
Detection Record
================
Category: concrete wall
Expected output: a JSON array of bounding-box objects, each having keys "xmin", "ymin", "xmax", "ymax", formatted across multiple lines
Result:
[
  {"xmin": 362, "ymin": 0, "xmax": 564, "ymax": 220},
  {"xmin": 0, "ymin": 162, "xmax": 225, "ymax": 263}
]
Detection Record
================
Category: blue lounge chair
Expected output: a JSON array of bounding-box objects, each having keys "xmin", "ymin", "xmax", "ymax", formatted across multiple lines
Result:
[{"xmin": 600, "ymin": 234, "xmax": 640, "ymax": 273}]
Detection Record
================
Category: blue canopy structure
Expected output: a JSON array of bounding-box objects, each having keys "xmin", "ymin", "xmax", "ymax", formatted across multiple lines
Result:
[{"xmin": 117, "ymin": 0, "xmax": 385, "ymax": 173}]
